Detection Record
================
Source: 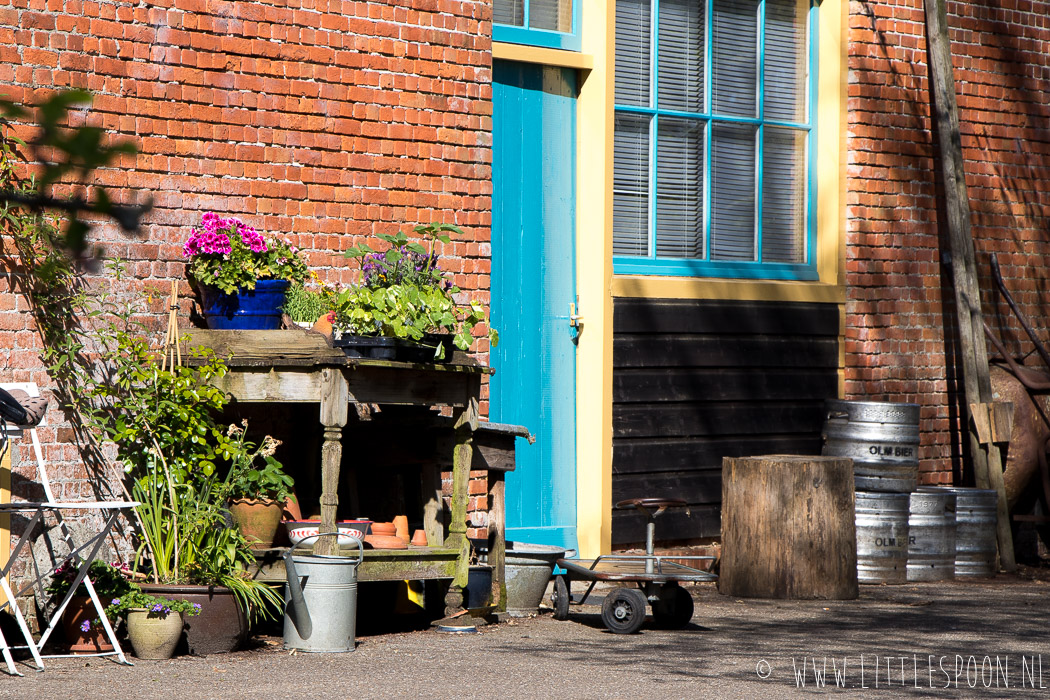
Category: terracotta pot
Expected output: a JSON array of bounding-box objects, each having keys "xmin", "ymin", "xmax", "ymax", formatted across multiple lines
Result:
[
  {"xmin": 229, "ymin": 498, "xmax": 283, "ymax": 548},
  {"xmin": 371, "ymin": 522, "xmax": 396, "ymax": 537},
  {"xmin": 364, "ymin": 534, "xmax": 408, "ymax": 550},
  {"xmin": 126, "ymin": 609, "xmax": 184, "ymax": 660},
  {"xmin": 140, "ymin": 584, "xmax": 247, "ymax": 656},
  {"xmin": 411, "ymin": 529, "xmax": 428, "ymax": 547},
  {"xmin": 392, "ymin": 515, "xmax": 409, "ymax": 543},
  {"xmin": 60, "ymin": 595, "xmax": 114, "ymax": 654}
]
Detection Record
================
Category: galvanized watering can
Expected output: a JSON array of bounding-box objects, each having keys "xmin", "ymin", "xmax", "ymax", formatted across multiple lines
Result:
[{"xmin": 283, "ymin": 533, "xmax": 364, "ymax": 653}]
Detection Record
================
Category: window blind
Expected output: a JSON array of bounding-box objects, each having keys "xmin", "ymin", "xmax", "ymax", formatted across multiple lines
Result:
[
  {"xmin": 711, "ymin": 122, "xmax": 757, "ymax": 261},
  {"xmin": 765, "ymin": 0, "xmax": 808, "ymax": 122},
  {"xmin": 494, "ymin": 0, "xmax": 524, "ymax": 26},
  {"xmin": 529, "ymin": 0, "xmax": 573, "ymax": 32},
  {"xmin": 762, "ymin": 126, "xmax": 806, "ymax": 262},
  {"xmin": 658, "ymin": 0, "xmax": 705, "ymax": 114},
  {"xmin": 712, "ymin": 0, "xmax": 759, "ymax": 118},
  {"xmin": 613, "ymin": 112, "xmax": 651, "ymax": 255},
  {"xmin": 615, "ymin": 0, "xmax": 652, "ymax": 107},
  {"xmin": 657, "ymin": 117, "xmax": 704, "ymax": 258}
]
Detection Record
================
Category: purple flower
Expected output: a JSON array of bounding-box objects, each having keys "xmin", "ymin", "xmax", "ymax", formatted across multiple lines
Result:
[
  {"xmin": 192, "ymin": 603, "xmax": 202, "ymax": 611},
  {"xmin": 80, "ymin": 620, "xmax": 91, "ymax": 632},
  {"xmin": 151, "ymin": 603, "xmax": 165, "ymax": 613},
  {"xmin": 111, "ymin": 598, "xmax": 120, "ymax": 606}
]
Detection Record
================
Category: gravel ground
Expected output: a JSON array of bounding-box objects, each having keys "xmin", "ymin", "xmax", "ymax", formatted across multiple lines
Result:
[{"xmin": 5, "ymin": 571, "xmax": 1050, "ymax": 699}]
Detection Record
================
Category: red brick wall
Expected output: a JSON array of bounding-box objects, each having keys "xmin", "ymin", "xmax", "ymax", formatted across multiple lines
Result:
[
  {"xmin": 0, "ymin": 0, "xmax": 495, "ymax": 580},
  {"xmin": 846, "ymin": 0, "xmax": 1050, "ymax": 485}
]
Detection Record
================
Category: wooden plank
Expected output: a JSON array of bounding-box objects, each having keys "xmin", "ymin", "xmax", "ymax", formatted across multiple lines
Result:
[
  {"xmin": 345, "ymin": 365, "xmax": 473, "ymax": 406},
  {"xmin": 611, "ymin": 505, "xmax": 721, "ymax": 546},
  {"xmin": 250, "ymin": 547, "xmax": 460, "ymax": 583},
  {"xmin": 213, "ymin": 369, "xmax": 322, "ymax": 402},
  {"xmin": 614, "ymin": 299, "xmax": 840, "ymax": 336},
  {"xmin": 924, "ymin": 0, "xmax": 1014, "ymax": 570},
  {"xmin": 614, "ymin": 336, "xmax": 840, "ymax": 369},
  {"xmin": 614, "ymin": 368, "xmax": 839, "ymax": 403},
  {"xmin": 613, "ymin": 401, "xmax": 826, "ymax": 439},
  {"xmin": 613, "ymin": 435, "xmax": 823, "ymax": 474},
  {"xmin": 612, "ymin": 470, "xmax": 723, "ymax": 506},
  {"xmin": 186, "ymin": 329, "xmax": 345, "ymax": 366}
]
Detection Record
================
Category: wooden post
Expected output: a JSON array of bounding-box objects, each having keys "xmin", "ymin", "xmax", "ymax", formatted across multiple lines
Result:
[
  {"xmin": 720, "ymin": 455, "xmax": 858, "ymax": 600},
  {"xmin": 923, "ymin": 0, "xmax": 1015, "ymax": 570},
  {"xmin": 488, "ymin": 472, "xmax": 507, "ymax": 613},
  {"xmin": 315, "ymin": 367, "xmax": 348, "ymax": 556},
  {"xmin": 443, "ymin": 376, "xmax": 479, "ymax": 616}
]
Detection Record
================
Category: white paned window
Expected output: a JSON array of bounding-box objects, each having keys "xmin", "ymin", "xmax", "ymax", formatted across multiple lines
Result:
[{"xmin": 613, "ymin": 0, "xmax": 815, "ymax": 279}]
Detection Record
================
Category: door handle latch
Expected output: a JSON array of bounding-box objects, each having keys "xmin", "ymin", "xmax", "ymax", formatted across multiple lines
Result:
[{"xmin": 569, "ymin": 302, "xmax": 584, "ymax": 328}]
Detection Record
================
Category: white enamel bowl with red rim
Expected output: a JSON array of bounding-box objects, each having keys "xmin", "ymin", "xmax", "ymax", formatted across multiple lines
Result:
[{"xmin": 284, "ymin": 520, "xmax": 371, "ymax": 546}]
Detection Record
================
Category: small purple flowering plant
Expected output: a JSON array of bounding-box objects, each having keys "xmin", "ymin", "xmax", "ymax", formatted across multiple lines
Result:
[
  {"xmin": 103, "ymin": 587, "xmax": 202, "ymax": 624},
  {"xmin": 46, "ymin": 560, "xmax": 201, "ymax": 632},
  {"xmin": 183, "ymin": 212, "xmax": 308, "ymax": 295},
  {"xmin": 336, "ymin": 223, "xmax": 497, "ymax": 356}
]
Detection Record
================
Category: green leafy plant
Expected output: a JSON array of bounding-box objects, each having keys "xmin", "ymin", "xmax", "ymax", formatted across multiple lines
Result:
[
  {"xmin": 336, "ymin": 223, "xmax": 497, "ymax": 356},
  {"xmin": 1, "ymin": 101, "xmax": 283, "ymax": 624},
  {"xmin": 81, "ymin": 328, "xmax": 284, "ymax": 623},
  {"xmin": 282, "ymin": 282, "xmax": 331, "ymax": 324},
  {"xmin": 220, "ymin": 421, "xmax": 294, "ymax": 503},
  {"xmin": 184, "ymin": 212, "xmax": 308, "ymax": 294},
  {"xmin": 106, "ymin": 587, "xmax": 202, "ymax": 621}
]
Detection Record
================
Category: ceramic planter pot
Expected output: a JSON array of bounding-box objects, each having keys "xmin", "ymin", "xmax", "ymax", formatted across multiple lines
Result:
[
  {"xmin": 140, "ymin": 584, "xmax": 247, "ymax": 655},
  {"xmin": 60, "ymin": 595, "xmax": 114, "ymax": 654},
  {"xmin": 126, "ymin": 609, "xmax": 184, "ymax": 660},
  {"xmin": 199, "ymin": 279, "xmax": 290, "ymax": 330},
  {"xmin": 230, "ymin": 498, "xmax": 284, "ymax": 548}
]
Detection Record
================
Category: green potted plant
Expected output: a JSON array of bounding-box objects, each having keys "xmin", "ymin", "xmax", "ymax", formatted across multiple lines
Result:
[
  {"xmin": 333, "ymin": 223, "xmax": 498, "ymax": 360},
  {"xmin": 46, "ymin": 560, "xmax": 135, "ymax": 654},
  {"xmin": 282, "ymin": 281, "xmax": 332, "ymax": 329},
  {"xmin": 222, "ymin": 421, "xmax": 295, "ymax": 548},
  {"xmin": 96, "ymin": 586, "xmax": 201, "ymax": 660},
  {"xmin": 183, "ymin": 212, "xmax": 309, "ymax": 329},
  {"xmin": 90, "ymin": 331, "xmax": 284, "ymax": 654}
]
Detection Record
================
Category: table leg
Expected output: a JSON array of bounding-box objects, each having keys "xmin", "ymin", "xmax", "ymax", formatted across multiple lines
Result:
[
  {"xmin": 443, "ymin": 377, "xmax": 479, "ymax": 616},
  {"xmin": 316, "ymin": 367, "xmax": 349, "ymax": 556},
  {"xmin": 488, "ymin": 472, "xmax": 507, "ymax": 613}
]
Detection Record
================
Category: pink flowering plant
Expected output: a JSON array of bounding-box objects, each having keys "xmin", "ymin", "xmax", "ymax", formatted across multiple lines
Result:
[{"xmin": 183, "ymin": 212, "xmax": 308, "ymax": 295}]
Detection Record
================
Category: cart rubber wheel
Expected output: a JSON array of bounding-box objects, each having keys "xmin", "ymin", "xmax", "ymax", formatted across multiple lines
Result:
[
  {"xmin": 651, "ymin": 582, "xmax": 694, "ymax": 629},
  {"xmin": 552, "ymin": 575, "xmax": 570, "ymax": 621},
  {"xmin": 600, "ymin": 587, "xmax": 647, "ymax": 634}
]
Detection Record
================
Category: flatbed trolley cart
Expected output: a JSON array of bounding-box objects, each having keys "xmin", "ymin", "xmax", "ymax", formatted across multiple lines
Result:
[{"xmin": 552, "ymin": 498, "xmax": 717, "ymax": 634}]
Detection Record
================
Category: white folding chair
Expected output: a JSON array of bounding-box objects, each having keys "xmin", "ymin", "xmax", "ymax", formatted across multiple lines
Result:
[{"xmin": 0, "ymin": 382, "xmax": 138, "ymax": 675}]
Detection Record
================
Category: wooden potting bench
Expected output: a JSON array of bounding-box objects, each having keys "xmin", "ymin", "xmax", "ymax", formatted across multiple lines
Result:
[{"xmin": 185, "ymin": 329, "xmax": 510, "ymax": 616}]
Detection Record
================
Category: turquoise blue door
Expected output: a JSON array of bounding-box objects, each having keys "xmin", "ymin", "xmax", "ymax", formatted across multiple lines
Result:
[{"xmin": 490, "ymin": 60, "xmax": 578, "ymax": 551}]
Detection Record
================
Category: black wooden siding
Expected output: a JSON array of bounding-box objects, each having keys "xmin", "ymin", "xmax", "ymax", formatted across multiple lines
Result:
[{"xmin": 612, "ymin": 298, "xmax": 840, "ymax": 546}]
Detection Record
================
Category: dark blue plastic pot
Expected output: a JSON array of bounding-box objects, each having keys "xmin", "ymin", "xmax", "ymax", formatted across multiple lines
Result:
[{"xmin": 200, "ymin": 279, "xmax": 291, "ymax": 330}]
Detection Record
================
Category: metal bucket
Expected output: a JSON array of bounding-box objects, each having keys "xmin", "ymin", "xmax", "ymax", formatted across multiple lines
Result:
[
  {"xmin": 907, "ymin": 490, "xmax": 957, "ymax": 582},
  {"xmin": 918, "ymin": 487, "xmax": 997, "ymax": 577},
  {"xmin": 855, "ymin": 491, "xmax": 910, "ymax": 584},
  {"xmin": 823, "ymin": 399, "xmax": 921, "ymax": 493},
  {"xmin": 283, "ymin": 535, "xmax": 364, "ymax": 653},
  {"xmin": 504, "ymin": 542, "xmax": 566, "ymax": 617}
]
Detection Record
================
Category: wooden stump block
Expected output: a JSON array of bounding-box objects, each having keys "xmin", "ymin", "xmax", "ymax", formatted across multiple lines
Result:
[{"xmin": 719, "ymin": 455, "xmax": 858, "ymax": 600}]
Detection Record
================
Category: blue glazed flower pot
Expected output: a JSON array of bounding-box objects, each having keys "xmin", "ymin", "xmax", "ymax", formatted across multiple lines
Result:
[{"xmin": 200, "ymin": 279, "xmax": 291, "ymax": 330}]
